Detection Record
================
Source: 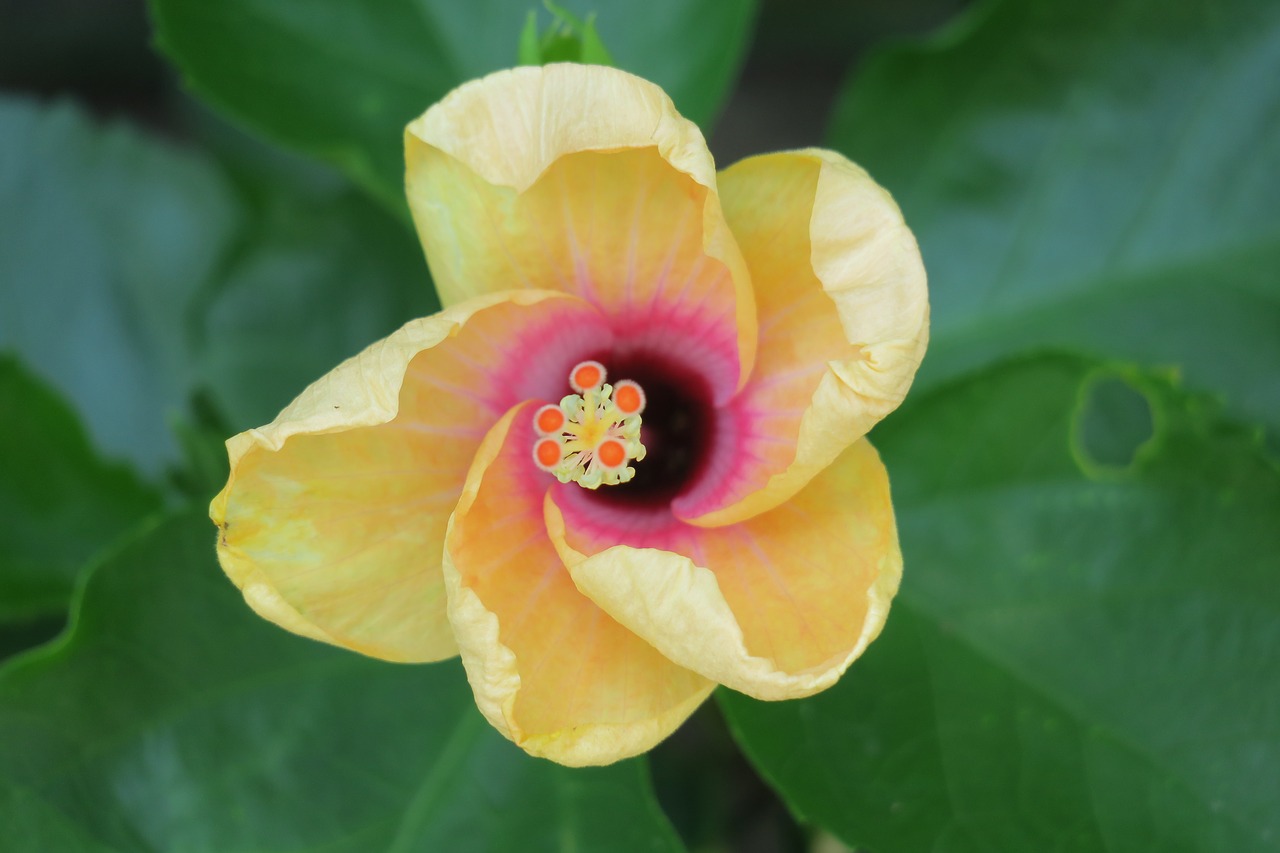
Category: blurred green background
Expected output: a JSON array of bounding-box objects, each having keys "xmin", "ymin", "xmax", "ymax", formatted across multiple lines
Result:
[{"xmin": 1, "ymin": 0, "xmax": 1277, "ymax": 850}]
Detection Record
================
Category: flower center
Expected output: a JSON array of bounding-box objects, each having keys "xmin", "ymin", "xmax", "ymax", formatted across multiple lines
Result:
[
  {"xmin": 590, "ymin": 353, "xmax": 717, "ymax": 508},
  {"xmin": 531, "ymin": 361, "xmax": 647, "ymax": 489}
]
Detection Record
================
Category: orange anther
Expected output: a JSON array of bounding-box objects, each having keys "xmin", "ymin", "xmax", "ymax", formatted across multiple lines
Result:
[
  {"xmin": 534, "ymin": 438, "xmax": 564, "ymax": 470},
  {"xmin": 569, "ymin": 360, "xmax": 606, "ymax": 393},
  {"xmin": 613, "ymin": 380, "xmax": 645, "ymax": 415},
  {"xmin": 534, "ymin": 404, "xmax": 566, "ymax": 435},
  {"xmin": 596, "ymin": 438, "xmax": 627, "ymax": 469}
]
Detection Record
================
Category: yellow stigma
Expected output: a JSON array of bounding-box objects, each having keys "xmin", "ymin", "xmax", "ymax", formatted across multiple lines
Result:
[{"xmin": 532, "ymin": 366, "xmax": 647, "ymax": 489}]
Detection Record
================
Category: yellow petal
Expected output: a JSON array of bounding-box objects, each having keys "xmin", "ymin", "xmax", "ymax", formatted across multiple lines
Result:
[
  {"xmin": 548, "ymin": 439, "xmax": 901, "ymax": 701},
  {"xmin": 211, "ymin": 290, "xmax": 603, "ymax": 663},
  {"xmin": 679, "ymin": 150, "xmax": 928, "ymax": 526},
  {"xmin": 445, "ymin": 403, "xmax": 713, "ymax": 766},
  {"xmin": 405, "ymin": 64, "xmax": 756, "ymax": 400}
]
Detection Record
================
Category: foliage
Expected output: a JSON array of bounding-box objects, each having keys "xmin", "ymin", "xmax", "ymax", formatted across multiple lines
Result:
[
  {"xmin": 149, "ymin": 0, "xmax": 757, "ymax": 211},
  {"xmin": 0, "ymin": 514, "xmax": 683, "ymax": 851},
  {"xmin": 721, "ymin": 355, "xmax": 1280, "ymax": 851}
]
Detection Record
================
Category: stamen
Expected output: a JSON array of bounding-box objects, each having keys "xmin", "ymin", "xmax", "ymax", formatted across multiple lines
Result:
[
  {"xmin": 595, "ymin": 438, "xmax": 627, "ymax": 470},
  {"xmin": 569, "ymin": 360, "xmax": 606, "ymax": 393},
  {"xmin": 530, "ymin": 365, "xmax": 646, "ymax": 489},
  {"xmin": 534, "ymin": 404, "xmax": 566, "ymax": 435},
  {"xmin": 533, "ymin": 437, "xmax": 565, "ymax": 471},
  {"xmin": 612, "ymin": 380, "xmax": 646, "ymax": 416}
]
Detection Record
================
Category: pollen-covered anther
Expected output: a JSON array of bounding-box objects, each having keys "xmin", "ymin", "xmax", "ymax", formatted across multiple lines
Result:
[
  {"xmin": 595, "ymin": 438, "xmax": 628, "ymax": 470},
  {"xmin": 569, "ymin": 360, "xmax": 606, "ymax": 393},
  {"xmin": 533, "ymin": 404, "xmax": 566, "ymax": 435},
  {"xmin": 533, "ymin": 436, "xmax": 565, "ymax": 472},
  {"xmin": 612, "ymin": 379, "xmax": 646, "ymax": 416},
  {"xmin": 530, "ymin": 367, "xmax": 647, "ymax": 490}
]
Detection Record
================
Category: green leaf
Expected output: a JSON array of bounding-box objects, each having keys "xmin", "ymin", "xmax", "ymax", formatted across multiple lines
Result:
[
  {"xmin": 720, "ymin": 354, "xmax": 1280, "ymax": 852},
  {"xmin": 150, "ymin": 0, "xmax": 759, "ymax": 209},
  {"xmin": 0, "ymin": 97, "xmax": 238, "ymax": 476},
  {"xmin": 577, "ymin": 14, "xmax": 615, "ymax": 66},
  {"xmin": 0, "ymin": 96, "xmax": 436, "ymax": 477},
  {"xmin": 0, "ymin": 357, "xmax": 161, "ymax": 626},
  {"xmin": 0, "ymin": 513, "xmax": 685, "ymax": 851},
  {"xmin": 0, "ymin": 618, "xmax": 64, "ymax": 666},
  {"xmin": 193, "ymin": 177, "xmax": 437, "ymax": 433},
  {"xmin": 518, "ymin": 3, "xmax": 616, "ymax": 67},
  {"xmin": 518, "ymin": 11, "xmax": 543, "ymax": 65},
  {"xmin": 827, "ymin": 0, "xmax": 1280, "ymax": 441}
]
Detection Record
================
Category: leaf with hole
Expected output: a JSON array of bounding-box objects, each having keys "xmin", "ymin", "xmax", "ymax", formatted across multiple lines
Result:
[
  {"xmin": 828, "ymin": 0, "xmax": 1280, "ymax": 442},
  {"xmin": 720, "ymin": 354, "xmax": 1280, "ymax": 852}
]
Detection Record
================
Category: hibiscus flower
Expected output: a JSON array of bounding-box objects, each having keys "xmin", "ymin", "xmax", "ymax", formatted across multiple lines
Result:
[{"xmin": 211, "ymin": 63, "xmax": 928, "ymax": 766}]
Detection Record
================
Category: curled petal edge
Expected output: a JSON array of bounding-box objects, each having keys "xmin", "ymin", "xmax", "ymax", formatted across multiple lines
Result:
[
  {"xmin": 211, "ymin": 290, "xmax": 580, "ymax": 663},
  {"xmin": 405, "ymin": 63, "xmax": 758, "ymax": 395},
  {"xmin": 443, "ymin": 405, "xmax": 715, "ymax": 766},
  {"xmin": 442, "ymin": 552, "xmax": 715, "ymax": 766},
  {"xmin": 546, "ymin": 443, "xmax": 904, "ymax": 701},
  {"xmin": 685, "ymin": 149, "xmax": 929, "ymax": 527}
]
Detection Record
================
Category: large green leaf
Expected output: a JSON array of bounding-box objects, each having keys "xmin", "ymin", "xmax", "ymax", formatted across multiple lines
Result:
[
  {"xmin": 0, "ymin": 97, "xmax": 237, "ymax": 475},
  {"xmin": 720, "ymin": 354, "xmax": 1280, "ymax": 851},
  {"xmin": 149, "ymin": 0, "xmax": 759, "ymax": 210},
  {"xmin": 828, "ymin": 0, "xmax": 1280, "ymax": 441},
  {"xmin": 0, "ymin": 96, "xmax": 436, "ymax": 476},
  {"xmin": 0, "ymin": 513, "xmax": 684, "ymax": 852},
  {"xmin": 192, "ymin": 172, "xmax": 436, "ymax": 433},
  {"xmin": 0, "ymin": 357, "xmax": 160, "ymax": 625}
]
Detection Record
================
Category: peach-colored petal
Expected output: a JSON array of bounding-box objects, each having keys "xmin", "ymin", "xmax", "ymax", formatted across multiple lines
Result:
[
  {"xmin": 548, "ymin": 439, "xmax": 901, "ymax": 700},
  {"xmin": 444, "ymin": 403, "xmax": 713, "ymax": 766},
  {"xmin": 211, "ymin": 291, "xmax": 607, "ymax": 663},
  {"xmin": 405, "ymin": 63, "xmax": 756, "ymax": 402},
  {"xmin": 676, "ymin": 150, "xmax": 928, "ymax": 526}
]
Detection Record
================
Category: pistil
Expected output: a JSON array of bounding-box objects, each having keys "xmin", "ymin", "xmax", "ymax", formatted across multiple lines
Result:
[{"xmin": 532, "ymin": 362, "xmax": 647, "ymax": 489}]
